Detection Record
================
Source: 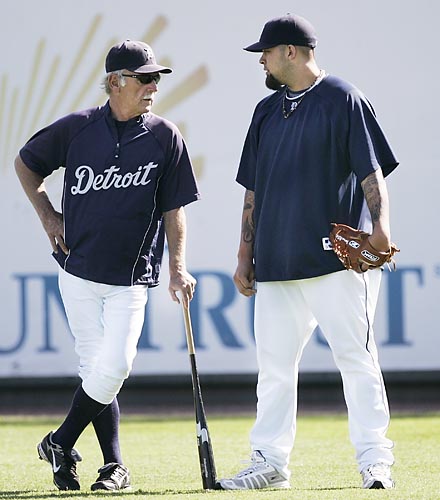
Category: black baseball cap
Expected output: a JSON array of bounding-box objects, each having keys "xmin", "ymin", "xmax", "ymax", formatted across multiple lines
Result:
[
  {"xmin": 244, "ymin": 14, "xmax": 317, "ymax": 52},
  {"xmin": 105, "ymin": 40, "xmax": 172, "ymax": 74}
]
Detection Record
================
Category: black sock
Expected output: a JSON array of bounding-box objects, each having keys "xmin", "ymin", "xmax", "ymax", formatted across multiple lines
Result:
[
  {"xmin": 92, "ymin": 397, "xmax": 123, "ymax": 465},
  {"xmin": 52, "ymin": 385, "xmax": 107, "ymax": 449}
]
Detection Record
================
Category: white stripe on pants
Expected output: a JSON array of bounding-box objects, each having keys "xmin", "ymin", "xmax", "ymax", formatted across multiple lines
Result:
[
  {"xmin": 250, "ymin": 269, "xmax": 394, "ymax": 479},
  {"xmin": 58, "ymin": 267, "xmax": 148, "ymax": 404}
]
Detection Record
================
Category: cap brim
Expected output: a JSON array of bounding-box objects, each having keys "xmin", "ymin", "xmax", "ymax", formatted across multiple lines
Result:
[
  {"xmin": 244, "ymin": 40, "xmax": 317, "ymax": 52},
  {"xmin": 129, "ymin": 64, "xmax": 173, "ymax": 74},
  {"xmin": 243, "ymin": 41, "xmax": 276, "ymax": 52}
]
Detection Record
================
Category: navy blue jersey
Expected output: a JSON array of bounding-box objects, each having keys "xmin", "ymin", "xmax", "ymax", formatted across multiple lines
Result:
[
  {"xmin": 20, "ymin": 102, "xmax": 200, "ymax": 286},
  {"xmin": 237, "ymin": 75, "xmax": 398, "ymax": 281}
]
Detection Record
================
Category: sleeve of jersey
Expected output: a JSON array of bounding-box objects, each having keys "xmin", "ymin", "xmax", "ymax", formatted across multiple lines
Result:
[
  {"xmin": 19, "ymin": 115, "xmax": 72, "ymax": 178},
  {"xmin": 157, "ymin": 127, "xmax": 200, "ymax": 212},
  {"xmin": 347, "ymin": 91, "xmax": 399, "ymax": 181},
  {"xmin": 236, "ymin": 106, "xmax": 262, "ymax": 190}
]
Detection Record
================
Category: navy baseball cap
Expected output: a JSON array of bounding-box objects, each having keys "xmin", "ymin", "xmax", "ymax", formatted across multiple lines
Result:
[
  {"xmin": 244, "ymin": 14, "xmax": 317, "ymax": 52},
  {"xmin": 105, "ymin": 40, "xmax": 172, "ymax": 74}
]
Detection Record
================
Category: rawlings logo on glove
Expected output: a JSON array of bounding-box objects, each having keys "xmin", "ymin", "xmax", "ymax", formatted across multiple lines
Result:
[{"xmin": 329, "ymin": 223, "xmax": 399, "ymax": 273}]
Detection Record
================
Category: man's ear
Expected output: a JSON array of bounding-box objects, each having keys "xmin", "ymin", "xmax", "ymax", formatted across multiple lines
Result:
[
  {"xmin": 109, "ymin": 74, "xmax": 120, "ymax": 89},
  {"xmin": 286, "ymin": 45, "xmax": 297, "ymax": 59}
]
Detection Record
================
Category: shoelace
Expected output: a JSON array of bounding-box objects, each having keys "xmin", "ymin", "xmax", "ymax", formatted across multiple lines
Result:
[
  {"xmin": 236, "ymin": 457, "xmax": 267, "ymax": 477},
  {"xmin": 366, "ymin": 463, "xmax": 389, "ymax": 477},
  {"xmin": 65, "ymin": 456, "xmax": 78, "ymax": 475},
  {"xmin": 98, "ymin": 464, "xmax": 126, "ymax": 482},
  {"xmin": 53, "ymin": 444, "xmax": 78, "ymax": 475},
  {"xmin": 110, "ymin": 467, "xmax": 125, "ymax": 481}
]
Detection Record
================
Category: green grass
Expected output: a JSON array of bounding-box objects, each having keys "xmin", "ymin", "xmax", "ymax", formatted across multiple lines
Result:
[{"xmin": 0, "ymin": 412, "xmax": 438, "ymax": 499}]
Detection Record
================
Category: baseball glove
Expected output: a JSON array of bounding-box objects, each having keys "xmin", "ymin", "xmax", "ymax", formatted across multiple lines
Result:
[{"xmin": 329, "ymin": 223, "xmax": 400, "ymax": 273}]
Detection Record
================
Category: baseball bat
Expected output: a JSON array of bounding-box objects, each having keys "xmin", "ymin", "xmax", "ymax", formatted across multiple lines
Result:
[{"xmin": 182, "ymin": 302, "xmax": 217, "ymax": 489}]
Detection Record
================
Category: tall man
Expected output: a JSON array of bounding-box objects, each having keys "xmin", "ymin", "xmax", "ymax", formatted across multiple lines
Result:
[
  {"xmin": 219, "ymin": 14, "xmax": 397, "ymax": 490},
  {"xmin": 15, "ymin": 40, "xmax": 200, "ymax": 491}
]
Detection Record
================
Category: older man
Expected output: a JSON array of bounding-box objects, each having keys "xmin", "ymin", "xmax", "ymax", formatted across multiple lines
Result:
[{"xmin": 15, "ymin": 40, "xmax": 199, "ymax": 491}]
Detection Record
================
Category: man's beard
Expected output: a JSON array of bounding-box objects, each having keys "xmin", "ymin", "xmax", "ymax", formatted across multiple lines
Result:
[{"xmin": 265, "ymin": 74, "xmax": 283, "ymax": 91}]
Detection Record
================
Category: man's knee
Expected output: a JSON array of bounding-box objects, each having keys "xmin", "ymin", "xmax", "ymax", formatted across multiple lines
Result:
[{"xmin": 82, "ymin": 368, "xmax": 129, "ymax": 405}]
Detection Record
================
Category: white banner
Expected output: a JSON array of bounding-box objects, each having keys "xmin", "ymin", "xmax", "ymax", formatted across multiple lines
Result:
[{"xmin": 1, "ymin": 0, "xmax": 439, "ymax": 377}]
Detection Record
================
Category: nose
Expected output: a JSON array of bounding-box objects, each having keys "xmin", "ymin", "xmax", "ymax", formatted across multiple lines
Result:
[
  {"xmin": 259, "ymin": 54, "xmax": 265, "ymax": 64},
  {"xmin": 146, "ymin": 81, "xmax": 158, "ymax": 91}
]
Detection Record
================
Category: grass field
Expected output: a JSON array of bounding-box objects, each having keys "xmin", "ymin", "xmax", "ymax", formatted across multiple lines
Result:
[{"xmin": 0, "ymin": 412, "xmax": 438, "ymax": 499}]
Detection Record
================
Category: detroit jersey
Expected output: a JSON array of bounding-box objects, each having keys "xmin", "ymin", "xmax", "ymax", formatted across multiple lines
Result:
[
  {"xmin": 20, "ymin": 102, "xmax": 200, "ymax": 286},
  {"xmin": 237, "ymin": 74, "xmax": 398, "ymax": 281}
]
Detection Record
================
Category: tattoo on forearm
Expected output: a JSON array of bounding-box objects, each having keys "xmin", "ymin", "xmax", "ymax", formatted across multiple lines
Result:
[
  {"xmin": 243, "ymin": 217, "xmax": 254, "ymax": 243},
  {"xmin": 362, "ymin": 174, "xmax": 382, "ymax": 224},
  {"xmin": 242, "ymin": 191, "xmax": 255, "ymax": 244}
]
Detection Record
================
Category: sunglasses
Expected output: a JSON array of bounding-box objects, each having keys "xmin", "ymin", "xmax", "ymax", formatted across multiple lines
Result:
[{"xmin": 122, "ymin": 73, "xmax": 161, "ymax": 85}]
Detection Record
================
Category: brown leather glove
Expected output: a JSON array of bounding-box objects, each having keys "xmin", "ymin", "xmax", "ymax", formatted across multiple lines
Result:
[{"xmin": 329, "ymin": 223, "xmax": 400, "ymax": 273}]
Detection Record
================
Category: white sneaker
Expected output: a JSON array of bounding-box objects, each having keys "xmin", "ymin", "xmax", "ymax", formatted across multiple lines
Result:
[
  {"xmin": 361, "ymin": 463, "xmax": 394, "ymax": 489},
  {"xmin": 219, "ymin": 450, "xmax": 290, "ymax": 490}
]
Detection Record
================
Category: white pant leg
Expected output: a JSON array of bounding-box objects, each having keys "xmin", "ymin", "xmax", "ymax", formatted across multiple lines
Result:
[
  {"xmin": 59, "ymin": 268, "xmax": 148, "ymax": 404},
  {"xmin": 250, "ymin": 281, "xmax": 317, "ymax": 479},
  {"xmin": 301, "ymin": 269, "xmax": 394, "ymax": 471},
  {"xmin": 58, "ymin": 268, "xmax": 105, "ymax": 380}
]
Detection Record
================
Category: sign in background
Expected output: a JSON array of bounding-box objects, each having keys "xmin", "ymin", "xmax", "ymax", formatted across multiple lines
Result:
[{"xmin": 1, "ymin": 0, "xmax": 438, "ymax": 378}]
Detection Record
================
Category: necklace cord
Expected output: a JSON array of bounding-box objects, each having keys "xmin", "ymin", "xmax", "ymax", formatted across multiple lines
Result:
[{"xmin": 282, "ymin": 69, "xmax": 326, "ymax": 118}]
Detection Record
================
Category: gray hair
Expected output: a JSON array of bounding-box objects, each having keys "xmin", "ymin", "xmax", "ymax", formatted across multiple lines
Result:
[{"xmin": 101, "ymin": 70, "xmax": 126, "ymax": 95}]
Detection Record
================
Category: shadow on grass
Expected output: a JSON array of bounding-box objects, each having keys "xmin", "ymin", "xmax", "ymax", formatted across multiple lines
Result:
[
  {"xmin": 0, "ymin": 485, "xmax": 368, "ymax": 499},
  {"xmin": 303, "ymin": 486, "xmax": 359, "ymax": 491},
  {"xmin": 0, "ymin": 489, "xmax": 208, "ymax": 498}
]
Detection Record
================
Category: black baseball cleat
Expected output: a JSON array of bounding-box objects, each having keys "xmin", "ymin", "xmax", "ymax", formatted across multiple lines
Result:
[
  {"xmin": 91, "ymin": 462, "xmax": 131, "ymax": 491},
  {"xmin": 37, "ymin": 431, "xmax": 82, "ymax": 490}
]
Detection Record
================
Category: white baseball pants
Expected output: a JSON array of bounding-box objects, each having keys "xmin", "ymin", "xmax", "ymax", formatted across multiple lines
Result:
[
  {"xmin": 58, "ymin": 267, "xmax": 148, "ymax": 404},
  {"xmin": 250, "ymin": 269, "xmax": 394, "ymax": 479}
]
